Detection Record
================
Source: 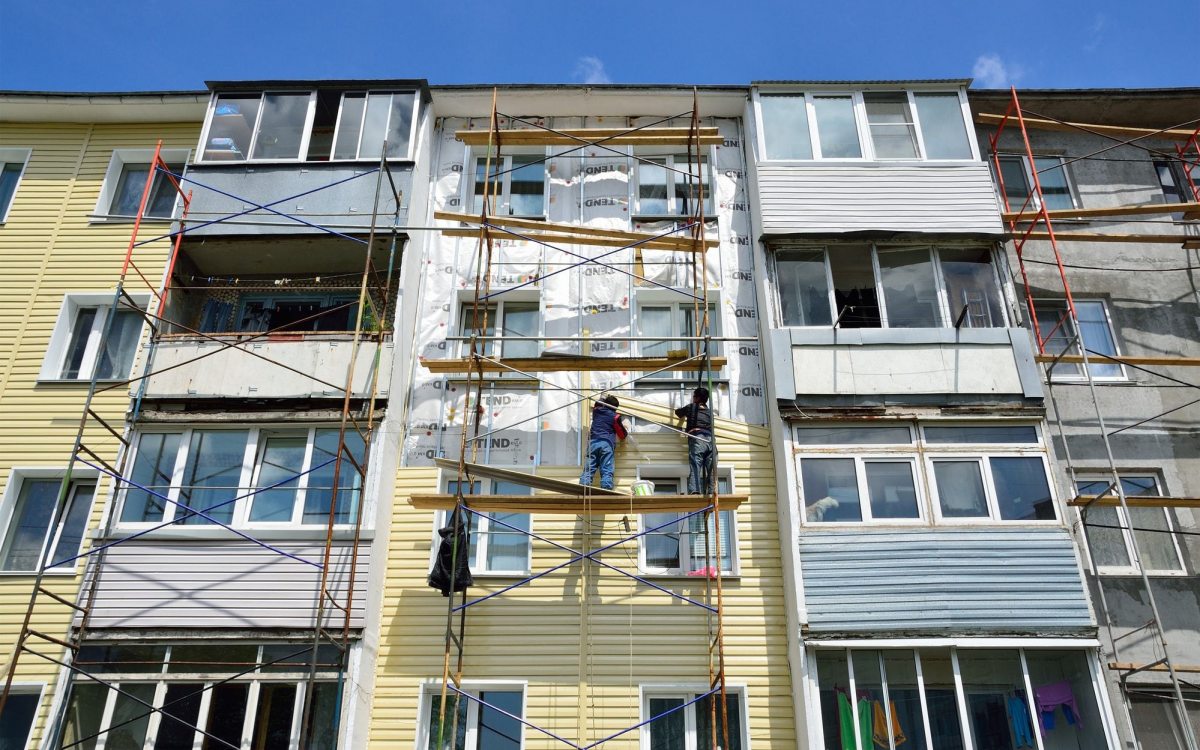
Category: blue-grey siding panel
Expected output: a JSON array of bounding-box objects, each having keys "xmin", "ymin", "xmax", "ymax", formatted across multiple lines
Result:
[
  {"xmin": 757, "ymin": 163, "xmax": 1004, "ymax": 235},
  {"xmin": 799, "ymin": 528, "xmax": 1093, "ymax": 635},
  {"xmin": 81, "ymin": 540, "xmax": 369, "ymax": 630},
  {"xmin": 182, "ymin": 163, "xmax": 412, "ymax": 236}
]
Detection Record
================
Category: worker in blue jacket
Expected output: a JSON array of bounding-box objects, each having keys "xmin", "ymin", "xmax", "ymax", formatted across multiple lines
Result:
[{"xmin": 579, "ymin": 395, "xmax": 629, "ymax": 491}]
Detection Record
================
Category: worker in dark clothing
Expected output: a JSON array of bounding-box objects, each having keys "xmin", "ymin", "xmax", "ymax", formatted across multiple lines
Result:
[
  {"xmin": 579, "ymin": 395, "xmax": 629, "ymax": 491},
  {"xmin": 675, "ymin": 387, "xmax": 714, "ymax": 495}
]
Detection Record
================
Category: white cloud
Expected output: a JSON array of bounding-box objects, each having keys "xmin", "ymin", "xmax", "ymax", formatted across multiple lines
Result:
[
  {"xmin": 574, "ymin": 56, "xmax": 611, "ymax": 85},
  {"xmin": 972, "ymin": 53, "xmax": 1022, "ymax": 88},
  {"xmin": 1084, "ymin": 13, "xmax": 1106, "ymax": 52}
]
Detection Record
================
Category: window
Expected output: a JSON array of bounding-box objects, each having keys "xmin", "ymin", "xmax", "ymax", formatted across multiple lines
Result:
[
  {"xmin": 62, "ymin": 642, "xmax": 341, "ymax": 750},
  {"xmin": 41, "ymin": 293, "xmax": 149, "ymax": 383},
  {"xmin": 1034, "ymin": 300, "xmax": 1122, "ymax": 379},
  {"xmin": 0, "ymin": 475, "xmax": 95, "ymax": 572},
  {"xmin": 1129, "ymin": 690, "xmax": 1200, "ymax": 750},
  {"xmin": 773, "ymin": 244, "xmax": 1006, "ymax": 329},
  {"xmin": 637, "ymin": 302, "xmax": 721, "ymax": 377},
  {"xmin": 332, "ymin": 91, "xmax": 417, "ymax": 160},
  {"xmin": 758, "ymin": 95, "xmax": 812, "ymax": 159},
  {"xmin": 96, "ymin": 149, "xmax": 189, "ymax": 221},
  {"xmin": 1077, "ymin": 475, "xmax": 1184, "ymax": 575},
  {"xmin": 202, "ymin": 92, "xmax": 315, "ymax": 162},
  {"xmin": 118, "ymin": 427, "xmax": 366, "ymax": 528},
  {"xmin": 640, "ymin": 475, "xmax": 737, "ymax": 575},
  {"xmin": 0, "ymin": 147, "xmax": 31, "ymax": 223},
  {"xmin": 234, "ymin": 293, "xmax": 360, "ymax": 333},
  {"xmin": 634, "ymin": 152, "xmax": 713, "ymax": 216},
  {"xmin": 864, "ymin": 93, "xmax": 919, "ymax": 159},
  {"xmin": 437, "ymin": 479, "xmax": 531, "ymax": 575},
  {"xmin": 0, "ymin": 685, "xmax": 41, "ymax": 750},
  {"xmin": 795, "ymin": 422, "xmax": 1056, "ymax": 524},
  {"xmin": 811, "ymin": 647, "xmax": 1111, "ymax": 750},
  {"xmin": 995, "ymin": 154, "xmax": 1078, "ymax": 212},
  {"xmin": 642, "ymin": 688, "xmax": 745, "ymax": 750},
  {"xmin": 757, "ymin": 90, "xmax": 975, "ymax": 162},
  {"xmin": 471, "ymin": 153, "xmax": 546, "ymax": 217},
  {"xmin": 421, "ymin": 684, "xmax": 524, "ymax": 750},
  {"xmin": 457, "ymin": 299, "xmax": 540, "ymax": 360}
]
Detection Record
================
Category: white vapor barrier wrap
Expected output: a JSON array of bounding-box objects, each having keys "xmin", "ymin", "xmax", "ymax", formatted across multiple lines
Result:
[{"xmin": 402, "ymin": 115, "xmax": 763, "ymax": 468}]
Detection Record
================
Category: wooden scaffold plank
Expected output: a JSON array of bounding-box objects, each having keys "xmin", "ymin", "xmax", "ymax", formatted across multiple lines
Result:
[
  {"xmin": 421, "ymin": 354, "xmax": 728, "ymax": 374},
  {"xmin": 410, "ymin": 493, "xmax": 747, "ymax": 515},
  {"xmin": 1003, "ymin": 201, "xmax": 1200, "ymax": 222},
  {"xmin": 976, "ymin": 113, "xmax": 1200, "ymax": 142},
  {"xmin": 434, "ymin": 211, "xmax": 717, "ymax": 252},
  {"xmin": 1070, "ymin": 495, "xmax": 1200, "ymax": 509}
]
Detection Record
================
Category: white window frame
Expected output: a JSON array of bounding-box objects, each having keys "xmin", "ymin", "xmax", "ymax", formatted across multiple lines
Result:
[
  {"xmin": 65, "ymin": 642, "xmax": 342, "ymax": 750},
  {"xmin": 994, "ymin": 153, "xmax": 1081, "ymax": 212},
  {"xmin": 639, "ymin": 684, "xmax": 750, "ymax": 750},
  {"xmin": 631, "ymin": 148, "xmax": 716, "ymax": 218},
  {"xmin": 0, "ymin": 682, "xmax": 44, "ymax": 749},
  {"xmin": 1033, "ymin": 298, "xmax": 1126, "ymax": 382},
  {"xmin": 0, "ymin": 147, "xmax": 32, "ymax": 224},
  {"xmin": 415, "ymin": 680, "xmax": 527, "ymax": 750},
  {"xmin": 633, "ymin": 295, "xmax": 723, "ymax": 380},
  {"xmin": 926, "ymin": 452, "xmax": 1058, "ymax": 525},
  {"xmin": 39, "ymin": 292, "xmax": 150, "ymax": 382},
  {"xmin": 432, "ymin": 476, "xmax": 533, "ymax": 577},
  {"xmin": 329, "ymin": 90, "xmax": 420, "ymax": 162},
  {"xmin": 804, "ymin": 645, "xmax": 1119, "ymax": 750},
  {"xmin": 196, "ymin": 91, "xmax": 318, "ymax": 164},
  {"xmin": 635, "ymin": 467, "xmax": 739, "ymax": 577},
  {"xmin": 454, "ymin": 291, "xmax": 542, "ymax": 360},
  {"xmin": 793, "ymin": 421, "xmax": 1058, "ymax": 527},
  {"xmin": 0, "ymin": 467, "xmax": 99, "ymax": 575},
  {"xmin": 771, "ymin": 243, "xmax": 1008, "ymax": 329},
  {"xmin": 93, "ymin": 148, "xmax": 190, "ymax": 222},
  {"xmin": 465, "ymin": 148, "xmax": 549, "ymax": 219},
  {"xmin": 116, "ymin": 425, "xmax": 367, "ymax": 531},
  {"xmin": 1076, "ymin": 473, "xmax": 1186, "ymax": 577},
  {"xmin": 797, "ymin": 454, "xmax": 927, "ymax": 525},
  {"xmin": 752, "ymin": 88, "xmax": 979, "ymax": 164}
]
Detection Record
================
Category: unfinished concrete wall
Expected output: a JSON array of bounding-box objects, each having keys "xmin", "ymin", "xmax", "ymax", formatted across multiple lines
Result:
[{"xmin": 976, "ymin": 102, "xmax": 1200, "ymax": 749}]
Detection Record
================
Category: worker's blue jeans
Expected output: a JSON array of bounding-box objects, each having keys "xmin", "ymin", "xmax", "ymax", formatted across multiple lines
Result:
[
  {"xmin": 580, "ymin": 439, "xmax": 615, "ymax": 490},
  {"xmin": 687, "ymin": 435, "xmax": 714, "ymax": 495}
]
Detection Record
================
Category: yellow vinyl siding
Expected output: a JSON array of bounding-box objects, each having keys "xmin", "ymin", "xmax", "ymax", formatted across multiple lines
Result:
[
  {"xmin": 370, "ymin": 407, "xmax": 795, "ymax": 750},
  {"xmin": 0, "ymin": 121, "xmax": 199, "ymax": 746}
]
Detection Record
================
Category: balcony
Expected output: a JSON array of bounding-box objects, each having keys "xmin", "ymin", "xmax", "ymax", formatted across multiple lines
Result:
[
  {"xmin": 144, "ymin": 235, "xmax": 397, "ymax": 400},
  {"xmin": 143, "ymin": 334, "xmax": 391, "ymax": 400}
]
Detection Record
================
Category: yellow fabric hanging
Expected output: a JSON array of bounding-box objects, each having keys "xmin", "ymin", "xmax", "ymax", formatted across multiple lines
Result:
[{"xmin": 873, "ymin": 700, "xmax": 907, "ymax": 747}]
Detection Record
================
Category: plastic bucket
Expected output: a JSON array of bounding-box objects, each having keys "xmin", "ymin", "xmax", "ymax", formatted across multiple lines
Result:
[{"xmin": 631, "ymin": 480, "xmax": 655, "ymax": 496}]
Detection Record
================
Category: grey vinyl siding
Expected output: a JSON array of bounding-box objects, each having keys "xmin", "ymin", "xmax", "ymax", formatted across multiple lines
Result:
[
  {"xmin": 799, "ymin": 528, "xmax": 1092, "ymax": 635},
  {"xmin": 757, "ymin": 163, "xmax": 1004, "ymax": 235},
  {"xmin": 82, "ymin": 540, "xmax": 369, "ymax": 629}
]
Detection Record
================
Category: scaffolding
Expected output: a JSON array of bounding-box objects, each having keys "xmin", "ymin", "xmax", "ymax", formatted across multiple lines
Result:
[
  {"xmin": 425, "ymin": 89, "xmax": 736, "ymax": 750},
  {"xmin": 984, "ymin": 88, "xmax": 1200, "ymax": 750},
  {"xmin": 0, "ymin": 133, "xmax": 403, "ymax": 748}
]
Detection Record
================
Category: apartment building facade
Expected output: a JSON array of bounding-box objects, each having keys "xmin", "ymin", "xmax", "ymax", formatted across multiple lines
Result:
[
  {"xmin": 371, "ymin": 84, "xmax": 797, "ymax": 750},
  {"xmin": 1, "ymin": 78, "xmax": 1195, "ymax": 750},
  {"xmin": 745, "ymin": 80, "xmax": 1123, "ymax": 750},
  {"xmin": 972, "ymin": 87, "xmax": 1200, "ymax": 750},
  {"xmin": 0, "ymin": 91, "xmax": 205, "ymax": 749}
]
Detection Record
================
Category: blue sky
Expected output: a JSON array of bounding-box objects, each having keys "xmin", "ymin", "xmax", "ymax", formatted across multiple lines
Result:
[{"xmin": 1, "ymin": 0, "xmax": 1196, "ymax": 91}]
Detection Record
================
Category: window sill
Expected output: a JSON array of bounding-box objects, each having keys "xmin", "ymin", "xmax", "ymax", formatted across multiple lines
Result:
[
  {"xmin": 639, "ymin": 572, "xmax": 740, "ymax": 581},
  {"xmin": 89, "ymin": 215, "xmax": 176, "ymax": 225},
  {"xmin": 191, "ymin": 157, "xmax": 414, "ymax": 167},
  {"xmin": 757, "ymin": 158, "xmax": 984, "ymax": 167},
  {"xmin": 102, "ymin": 527, "xmax": 373, "ymax": 543},
  {"xmin": 36, "ymin": 378, "xmax": 130, "ymax": 386},
  {"xmin": 465, "ymin": 570, "xmax": 532, "ymax": 579},
  {"xmin": 0, "ymin": 569, "xmax": 77, "ymax": 577}
]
